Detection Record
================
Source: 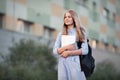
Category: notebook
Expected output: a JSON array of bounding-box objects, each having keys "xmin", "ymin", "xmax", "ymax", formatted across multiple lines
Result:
[{"xmin": 61, "ymin": 35, "xmax": 75, "ymax": 47}]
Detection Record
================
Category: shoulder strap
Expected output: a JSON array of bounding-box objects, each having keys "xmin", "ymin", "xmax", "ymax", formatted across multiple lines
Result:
[
  {"xmin": 79, "ymin": 39, "xmax": 89, "ymax": 71},
  {"xmin": 79, "ymin": 55, "xmax": 83, "ymax": 71}
]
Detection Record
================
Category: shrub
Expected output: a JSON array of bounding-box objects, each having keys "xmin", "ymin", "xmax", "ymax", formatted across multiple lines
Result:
[
  {"xmin": 0, "ymin": 39, "xmax": 57, "ymax": 80},
  {"xmin": 87, "ymin": 60, "xmax": 120, "ymax": 80}
]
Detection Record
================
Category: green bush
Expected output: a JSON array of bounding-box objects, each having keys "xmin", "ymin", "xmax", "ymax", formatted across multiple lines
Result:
[
  {"xmin": 88, "ymin": 60, "xmax": 120, "ymax": 80},
  {"xmin": 0, "ymin": 39, "xmax": 57, "ymax": 80}
]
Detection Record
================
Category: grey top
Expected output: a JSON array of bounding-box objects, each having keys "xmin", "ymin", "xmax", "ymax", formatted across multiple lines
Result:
[
  {"xmin": 53, "ymin": 28, "xmax": 88, "ymax": 80},
  {"xmin": 53, "ymin": 28, "xmax": 88, "ymax": 56}
]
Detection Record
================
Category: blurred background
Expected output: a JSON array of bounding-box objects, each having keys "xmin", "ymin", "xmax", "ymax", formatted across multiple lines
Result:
[{"xmin": 0, "ymin": 0, "xmax": 120, "ymax": 80}]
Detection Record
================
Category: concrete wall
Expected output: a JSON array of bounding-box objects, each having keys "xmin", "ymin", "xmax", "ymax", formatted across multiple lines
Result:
[{"xmin": 0, "ymin": 29, "xmax": 52, "ymax": 54}]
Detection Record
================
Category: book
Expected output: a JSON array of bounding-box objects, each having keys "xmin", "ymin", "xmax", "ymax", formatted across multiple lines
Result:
[{"xmin": 61, "ymin": 35, "xmax": 75, "ymax": 47}]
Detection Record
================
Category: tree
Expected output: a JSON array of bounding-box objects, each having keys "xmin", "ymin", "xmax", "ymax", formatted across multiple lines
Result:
[{"xmin": 0, "ymin": 39, "xmax": 57, "ymax": 80}]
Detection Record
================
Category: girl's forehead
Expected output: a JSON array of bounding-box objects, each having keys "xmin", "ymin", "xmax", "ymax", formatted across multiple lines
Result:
[{"xmin": 65, "ymin": 12, "xmax": 71, "ymax": 16}]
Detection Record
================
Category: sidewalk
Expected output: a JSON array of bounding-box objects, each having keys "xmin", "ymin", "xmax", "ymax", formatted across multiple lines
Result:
[{"xmin": 93, "ymin": 49, "xmax": 120, "ymax": 71}]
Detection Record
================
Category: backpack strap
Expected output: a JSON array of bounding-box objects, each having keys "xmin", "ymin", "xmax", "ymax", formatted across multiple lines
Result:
[
  {"xmin": 76, "ymin": 41, "xmax": 83, "ymax": 71},
  {"xmin": 77, "ymin": 39, "xmax": 89, "ymax": 71}
]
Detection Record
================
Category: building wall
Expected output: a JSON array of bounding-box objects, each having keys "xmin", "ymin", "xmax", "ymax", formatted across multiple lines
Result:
[
  {"xmin": 0, "ymin": 29, "xmax": 42, "ymax": 54},
  {"xmin": 0, "ymin": 0, "xmax": 120, "ymax": 54}
]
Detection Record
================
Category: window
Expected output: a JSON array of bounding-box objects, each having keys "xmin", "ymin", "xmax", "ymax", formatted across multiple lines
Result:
[
  {"xmin": 91, "ymin": 1, "xmax": 98, "ymax": 21},
  {"xmin": 112, "ymin": 13, "xmax": 116, "ymax": 23},
  {"xmin": 75, "ymin": 0, "xmax": 88, "ymax": 8},
  {"xmin": 93, "ymin": 1, "xmax": 96, "ymax": 9},
  {"xmin": 43, "ymin": 26, "xmax": 55, "ymax": 39},
  {"xmin": 24, "ymin": 21, "xmax": 32, "ymax": 33},
  {"xmin": 17, "ymin": 19, "xmax": 33, "ymax": 34},
  {"xmin": 103, "ymin": 8, "xmax": 110, "ymax": 20},
  {"xmin": 0, "ymin": 13, "xmax": 4, "ymax": 28}
]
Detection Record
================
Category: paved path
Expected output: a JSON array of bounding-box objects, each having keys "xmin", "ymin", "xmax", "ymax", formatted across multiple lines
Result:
[{"xmin": 92, "ymin": 49, "xmax": 120, "ymax": 71}]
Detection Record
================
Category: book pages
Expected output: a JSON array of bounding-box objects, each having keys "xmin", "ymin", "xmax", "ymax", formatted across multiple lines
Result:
[{"xmin": 61, "ymin": 35, "xmax": 75, "ymax": 47}]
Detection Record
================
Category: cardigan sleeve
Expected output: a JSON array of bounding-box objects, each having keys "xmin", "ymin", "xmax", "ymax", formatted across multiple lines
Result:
[
  {"xmin": 81, "ymin": 38, "xmax": 88, "ymax": 55},
  {"xmin": 53, "ymin": 32, "xmax": 61, "ymax": 55}
]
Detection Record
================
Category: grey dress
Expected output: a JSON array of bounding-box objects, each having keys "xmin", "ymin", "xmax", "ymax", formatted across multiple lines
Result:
[{"xmin": 53, "ymin": 28, "xmax": 88, "ymax": 80}]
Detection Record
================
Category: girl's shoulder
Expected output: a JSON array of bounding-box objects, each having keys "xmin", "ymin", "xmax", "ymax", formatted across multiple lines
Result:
[
  {"xmin": 56, "ymin": 31, "xmax": 62, "ymax": 37},
  {"xmin": 58, "ymin": 31, "xmax": 62, "ymax": 35}
]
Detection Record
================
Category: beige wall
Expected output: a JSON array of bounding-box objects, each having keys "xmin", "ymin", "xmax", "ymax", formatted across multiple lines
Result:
[
  {"xmin": 32, "ymin": 24, "xmax": 44, "ymax": 36},
  {"xmin": 52, "ymin": 30, "xmax": 59, "ymax": 40},
  {"xmin": 3, "ymin": 15, "xmax": 44, "ymax": 37},
  {"xmin": 3, "ymin": 15, "xmax": 17, "ymax": 31},
  {"xmin": 79, "ymin": 16, "xmax": 88, "ymax": 27},
  {"xmin": 97, "ymin": 41, "xmax": 106, "ymax": 50},
  {"xmin": 116, "ymin": 15, "xmax": 120, "ymax": 23},
  {"xmin": 115, "ymin": 31, "xmax": 120, "ymax": 39},
  {"xmin": 109, "ymin": 0, "xmax": 116, "ymax": 5},
  {"xmin": 107, "ymin": 44, "xmax": 116, "ymax": 52},
  {"xmin": 51, "ymin": 3, "xmax": 64, "ymax": 18},
  {"xmin": 12, "ymin": 0, "xmax": 27, "ymax": 5},
  {"xmin": 99, "ymin": 24, "xmax": 107, "ymax": 34}
]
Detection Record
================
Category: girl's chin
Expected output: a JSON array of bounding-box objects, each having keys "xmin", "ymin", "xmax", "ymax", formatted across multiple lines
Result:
[{"xmin": 65, "ymin": 23, "xmax": 73, "ymax": 25}]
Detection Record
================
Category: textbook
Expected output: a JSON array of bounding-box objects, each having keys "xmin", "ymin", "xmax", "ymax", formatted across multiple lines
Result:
[{"xmin": 61, "ymin": 35, "xmax": 75, "ymax": 47}]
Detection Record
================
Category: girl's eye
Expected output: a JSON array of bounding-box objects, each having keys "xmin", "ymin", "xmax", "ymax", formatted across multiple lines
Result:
[
  {"xmin": 64, "ymin": 16, "xmax": 72, "ymax": 19},
  {"xmin": 68, "ymin": 16, "xmax": 72, "ymax": 18}
]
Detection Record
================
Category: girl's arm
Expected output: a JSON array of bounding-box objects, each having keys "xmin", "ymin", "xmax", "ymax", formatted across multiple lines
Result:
[
  {"xmin": 53, "ymin": 32, "xmax": 61, "ymax": 55},
  {"xmin": 61, "ymin": 39, "xmax": 88, "ymax": 58},
  {"xmin": 53, "ymin": 32, "xmax": 76, "ymax": 55},
  {"xmin": 57, "ymin": 43, "xmax": 75, "ymax": 54}
]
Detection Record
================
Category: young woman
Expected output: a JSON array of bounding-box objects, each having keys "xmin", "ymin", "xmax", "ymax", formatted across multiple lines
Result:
[{"xmin": 53, "ymin": 10, "xmax": 88, "ymax": 80}]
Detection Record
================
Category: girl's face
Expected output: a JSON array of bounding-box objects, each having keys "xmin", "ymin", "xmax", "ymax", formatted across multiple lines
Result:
[{"xmin": 64, "ymin": 12, "xmax": 74, "ymax": 26}]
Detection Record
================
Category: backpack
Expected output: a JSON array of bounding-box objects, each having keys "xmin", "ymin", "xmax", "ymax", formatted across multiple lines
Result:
[{"xmin": 77, "ymin": 39, "xmax": 95, "ymax": 77}]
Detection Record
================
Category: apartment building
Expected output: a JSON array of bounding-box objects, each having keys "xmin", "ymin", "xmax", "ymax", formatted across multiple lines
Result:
[{"xmin": 0, "ymin": 0, "xmax": 120, "ymax": 55}]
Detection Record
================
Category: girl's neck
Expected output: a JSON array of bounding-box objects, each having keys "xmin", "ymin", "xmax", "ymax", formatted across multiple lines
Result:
[{"xmin": 67, "ymin": 25, "xmax": 74, "ymax": 30}]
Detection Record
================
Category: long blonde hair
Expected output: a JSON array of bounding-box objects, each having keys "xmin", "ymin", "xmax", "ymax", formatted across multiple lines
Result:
[{"xmin": 62, "ymin": 9, "xmax": 85, "ymax": 42}]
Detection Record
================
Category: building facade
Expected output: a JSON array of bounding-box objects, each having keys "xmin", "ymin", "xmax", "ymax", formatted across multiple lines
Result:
[{"xmin": 0, "ymin": 0, "xmax": 120, "ymax": 54}]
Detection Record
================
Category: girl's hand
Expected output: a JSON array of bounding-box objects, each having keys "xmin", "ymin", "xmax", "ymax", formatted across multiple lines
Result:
[
  {"xmin": 61, "ymin": 51, "xmax": 71, "ymax": 58},
  {"xmin": 66, "ymin": 44, "xmax": 75, "ymax": 51},
  {"xmin": 57, "ymin": 43, "xmax": 75, "ymax": 54}
]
